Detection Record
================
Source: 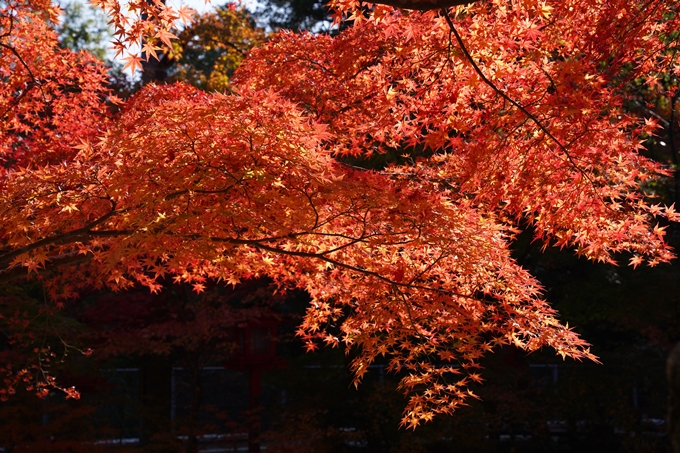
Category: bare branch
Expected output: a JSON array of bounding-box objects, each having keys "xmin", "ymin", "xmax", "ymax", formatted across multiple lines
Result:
[{"xmin": 372, "ymin": 0, "xmax": 474, "ymax": 11}]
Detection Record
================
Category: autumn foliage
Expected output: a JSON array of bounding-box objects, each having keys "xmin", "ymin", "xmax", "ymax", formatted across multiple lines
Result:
[
  {"xmin": 0, "ymin": 2, "xmax": 113, "ymax": 168},
  {"xmin": 1, "ymin": 0, "xmax": 680, "ymax": 427}
]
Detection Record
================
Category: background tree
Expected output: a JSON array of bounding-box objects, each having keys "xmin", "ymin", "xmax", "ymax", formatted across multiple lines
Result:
[
  {"xmin": 166, "ymin": 5, "xmax": 266, "ymax": 92},
  {"xmin": 255, "ymin": 0, "xmax": 331, "ymax": 32},
  {"xmin": 75, "ymin": 279, "xmax": 285, "ymax": 453},
  {"xmin": 57, "ymin": 1, "xmax": 112, "ymax": 62}
]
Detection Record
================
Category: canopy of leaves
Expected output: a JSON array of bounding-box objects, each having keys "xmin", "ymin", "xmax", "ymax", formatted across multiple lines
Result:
[
  {"xmin": 0, "ymin": 3, "xmax": 114, "ymax": 168},
  {"xmin": 2, "ymin": 0, "xmax": 680, "ymax": 427}
]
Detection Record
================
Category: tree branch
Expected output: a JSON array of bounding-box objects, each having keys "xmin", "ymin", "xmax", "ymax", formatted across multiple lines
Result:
[
  {"xmin": 372, "ymin": 0, "xmax": 474, "ymax": 11},
  {"xmin": 0, "ymin": 251, "xmax": 94, "ymax": 283},
  {"xmin": 0, "ymin": 209, "xmax": 118, "ymax": 267},
  {"xmin": 441, "ymin": 9, "xmax": 601, "ymax": 194}
]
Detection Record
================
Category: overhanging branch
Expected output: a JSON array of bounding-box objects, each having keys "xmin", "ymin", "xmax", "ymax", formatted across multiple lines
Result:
[
  {"xmin": 0, "ymin": 251, "xmax": 94, "ymax": 283},
  {"xmin": 370, "ymin": 0, "xmax": 474, "ymax": 11}
]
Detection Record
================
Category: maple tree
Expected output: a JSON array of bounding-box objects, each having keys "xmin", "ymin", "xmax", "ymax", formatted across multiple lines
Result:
[{"xmin": 2, "ymin": 0, "xmax": 680, "ymax": 429}]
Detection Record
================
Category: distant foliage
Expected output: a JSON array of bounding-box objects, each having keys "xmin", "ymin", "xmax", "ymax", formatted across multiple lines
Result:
[
  {"xmin": 57, "ymin": 1, "xmax": 112, "ymax": 62},
  {"xmin": 168, "ymin": 5, "xmax": 266, "ymax": 92}
]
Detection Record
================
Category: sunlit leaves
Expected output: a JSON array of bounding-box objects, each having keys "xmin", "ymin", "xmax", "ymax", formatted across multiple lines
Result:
[
  {"xmin": 2, "ymin": 0, "xmax": 680, "ymax": 428},
  {"xmin": 0, "ymin": 3, "xmax": 113, "ymax": 168}
]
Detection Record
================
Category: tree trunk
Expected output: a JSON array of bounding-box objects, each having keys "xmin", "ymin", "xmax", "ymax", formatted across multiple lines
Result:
[
  {"xmin": 140, "ymin": 354, "xmax": 174, "ymax": 452},
  {"xmin": 667, "ymin": 342, "xmax": 680, "ymax": 452},
  {"xmin": 184, "ymin": 358, "xmax": 202, "ymax": 453},
  {"xmin": 248, "ymin": 368, "xmax": 262, "ymax": 453}
]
